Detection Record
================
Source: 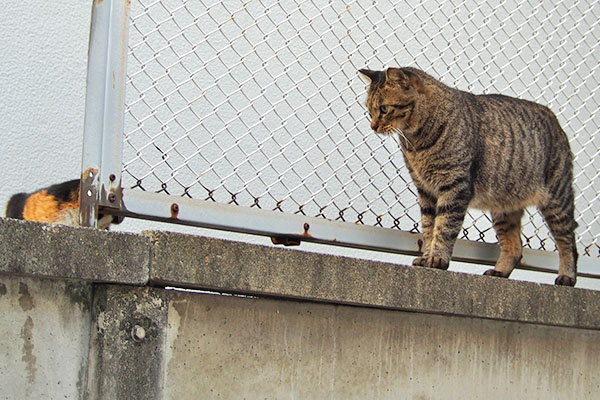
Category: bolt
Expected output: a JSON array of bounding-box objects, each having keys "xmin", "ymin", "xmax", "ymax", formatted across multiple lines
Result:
[
  {"xmin": 417, "ymin": 238, "xmax": 424, "ymax": 253},
  {"xmin": 171, "ymin": 203, "xmax": 179, "ymax": 218},
  {"xmin": 131, "ymin": 325, "xmax": 146, "ymax": 342},
  {"xmin": 303, "ymin": 223, "xmax": 310, "ymax": 232},
  {"xmin": 108, "ymin": 193, "xmax": 117, "ymax": 203},
  {"xmin": 109, "ymin": 174, "xmax": 116, "ymax": 182}
]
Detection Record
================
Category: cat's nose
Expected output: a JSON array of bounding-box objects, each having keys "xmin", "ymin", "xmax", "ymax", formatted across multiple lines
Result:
[{"xmin": 371, "ymin": 120, "xmax": 379, "ymax": 131}]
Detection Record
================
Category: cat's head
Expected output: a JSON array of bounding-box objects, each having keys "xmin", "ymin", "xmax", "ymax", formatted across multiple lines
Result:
[{"xmin": 359, "ymin": 68, "xmax": 426, "ymax": 135}]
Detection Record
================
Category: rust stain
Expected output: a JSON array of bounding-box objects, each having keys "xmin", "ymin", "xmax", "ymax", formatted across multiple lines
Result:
[
  {"xmin": 417, "ymin": 238, "xmax": 424, "ymax": 254},
  {"xmin": 81, "ymin": 167, "xmax": 98, "ymax": 183},
  {"xmin": 302, "ymin": 222, "xmax": 312, "ymax": 237},
  {"xmin": 170, "ymin": 203, "xmax": 179, "ymax": 219},
  {"xmin": 79, "ymin": 168, "xmax": 99, "ymax": 227}
]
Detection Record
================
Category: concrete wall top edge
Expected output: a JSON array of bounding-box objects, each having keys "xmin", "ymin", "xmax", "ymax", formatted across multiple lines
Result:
[
  {"xmin": 145, "ymin": 229, "xmax": 600, "ymax": 330},
  {"xmin": 0, "ymin": 218, "xmax": 149, "ymax": 284},
  {"xmin": 1, "ymin": 218, "xmax": 599, "ymax": 330}
]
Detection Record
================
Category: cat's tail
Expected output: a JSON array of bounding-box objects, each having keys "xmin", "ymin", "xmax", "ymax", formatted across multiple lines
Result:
[{"xmin": 5, "ymin": 192, "xmax": 28, "ymax": 219}]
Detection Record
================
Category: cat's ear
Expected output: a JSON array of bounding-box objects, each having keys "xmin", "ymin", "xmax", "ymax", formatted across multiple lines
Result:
[
  {"xmin": 386, "ymin": 68, "xmax": 423, "ymax": 92},
  {"xmin": 385, "ymin": 68, "xmax": 410, "ymax": 88},
  {"xmin": 358, "ymin": 69, "xmax": 382, "ymax": 84}
]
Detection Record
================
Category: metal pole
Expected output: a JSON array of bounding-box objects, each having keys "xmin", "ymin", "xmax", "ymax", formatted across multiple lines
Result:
[{"xmin": 80, "ymin": 0, "xmax": 130, "ymax": 227}]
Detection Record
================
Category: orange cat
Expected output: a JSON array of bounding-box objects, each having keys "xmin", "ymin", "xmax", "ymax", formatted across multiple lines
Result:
[{"xmin": 5, "ymin": 179, "xmax": 122, "ymax": 229}]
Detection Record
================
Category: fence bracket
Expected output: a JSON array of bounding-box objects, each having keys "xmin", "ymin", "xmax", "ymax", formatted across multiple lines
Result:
[{"xmin": 270, "ymin": 236, "xmax": 302, "ymax": 246}]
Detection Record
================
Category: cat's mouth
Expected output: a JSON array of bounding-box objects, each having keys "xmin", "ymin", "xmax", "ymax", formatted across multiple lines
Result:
[
  {"xmin": 375, "ymin": 125, "xmax": 400, "ymax": 136},
  {"xmin": 375, "ymin": 127, "xmax": 414, "ymax": 149}
]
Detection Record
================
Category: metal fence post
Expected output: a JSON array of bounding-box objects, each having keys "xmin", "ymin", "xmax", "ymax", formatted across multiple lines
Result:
[{"xmin": 80, "ymin": 0, "xmax": 131, "ymax": 227}]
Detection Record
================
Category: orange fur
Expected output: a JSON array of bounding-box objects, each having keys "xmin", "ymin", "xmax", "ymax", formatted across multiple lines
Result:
[
  {"xmin": 22, "ymin": 191, "xmax": 60, "ymax": 222},
  {"xmin": 22, "ymin": 189, "xmax": 79, "ymax": 223}
]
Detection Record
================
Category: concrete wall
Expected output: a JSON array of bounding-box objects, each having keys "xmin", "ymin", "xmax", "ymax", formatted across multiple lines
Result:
[
  {"xmin": 0, "ymin": 276, "xmax": 92, "ymax": 399},
  {"xmin": 164, "ymin": 291, "xmax": 600, "ymax": 399},
  {"xmin": 0, "ymin": 218, "xmax": 599, "ymax": 399}
]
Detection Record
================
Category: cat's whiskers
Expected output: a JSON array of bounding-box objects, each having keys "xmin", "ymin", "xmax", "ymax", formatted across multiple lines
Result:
[{"xmin": 393, "ymin": 127, "xmax": 414, "ymax": 151}]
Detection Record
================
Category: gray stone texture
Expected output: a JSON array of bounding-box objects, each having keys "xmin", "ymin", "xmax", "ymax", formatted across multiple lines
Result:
[
  {"xmin": 0, "ymin": 275, "xmax": 92, "ymax": 400},
  {"xmin": 86, "ymin": 284, "xmax": 168, "ymax": 400},
  {"xmin": 1, "ymin": 220, "xmax": 600, "ymax": 399},
  {"xmin": 164, "ymin": 291, "xmax": 600, "ymax": 400},
  {"xmin": 146, "ymin": 230, "xmax": 600, "ymax": 330},
  {"xmin": 0, "ymin": 217, "xmax": 149, "ymax": 284}
]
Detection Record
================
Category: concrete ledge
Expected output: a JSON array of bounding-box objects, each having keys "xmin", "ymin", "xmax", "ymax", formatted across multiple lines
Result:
[
  {"xmin": 146, "ymin": 230, "xmax": 600, "ymax": 330},
  {"xmin": 0, "ymin": 218, "xmax": 149, "ymax": 284},
  {"xmin": 1, "ymin": 219, "xmax": 599, "ymax": 330}
]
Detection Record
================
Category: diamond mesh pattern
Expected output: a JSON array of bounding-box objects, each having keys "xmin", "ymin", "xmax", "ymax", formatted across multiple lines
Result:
[{"xmin": 123, "ymin": 0, "xmax": 600, "ymax": 256}]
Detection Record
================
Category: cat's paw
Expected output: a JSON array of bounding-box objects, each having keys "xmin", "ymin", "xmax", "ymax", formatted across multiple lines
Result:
[
  {"xmin": 413, "ymin": 256, "xmax": 449, "ymax": 270},
  {"xmin": 555, "ymin": 275, "xmax": 576, "ymax": 287},
  {"xmin": 412, "ymin": 257, "xmax": 427, "ymax": 266},
  {"xmin": 483, "ymin": 269, "xmax": 510, "ymax": 278}
]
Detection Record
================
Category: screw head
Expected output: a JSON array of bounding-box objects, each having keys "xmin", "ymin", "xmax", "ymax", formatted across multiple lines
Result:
[
  {"xmin": 108, "ymin": 193, "xmax": 117, "ymax": 203},
  {"xmin": 131, "ymin": 325, "xmax": 146, "ymax": 342}
]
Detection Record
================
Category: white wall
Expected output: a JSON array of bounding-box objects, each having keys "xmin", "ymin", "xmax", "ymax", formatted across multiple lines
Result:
[
  {"xmin": 0, "ymin": 2, "xmax": 197, "ymax": 237},
  {"xmin": 0, "ymin": 1, "xmax": 91, "ymax": 201}
]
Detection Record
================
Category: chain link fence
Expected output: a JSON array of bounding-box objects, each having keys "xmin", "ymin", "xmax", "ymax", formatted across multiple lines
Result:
[{"xmin": 122, "ymin": 0, "xmax": 600, "ymax": 257}]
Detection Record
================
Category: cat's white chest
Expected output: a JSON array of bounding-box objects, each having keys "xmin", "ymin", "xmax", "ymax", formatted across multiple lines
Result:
[{"xmin": 55, "ymin": 208, "xmax": 113, "ymax": 229}]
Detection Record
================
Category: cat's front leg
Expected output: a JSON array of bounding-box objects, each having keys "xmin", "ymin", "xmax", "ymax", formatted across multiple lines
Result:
[
  {"xmin": 412, "ymin": 186, "xmax": 437, "ymax": 267},
  {"xmin": 418, "ymin": 183, "xmax": 472, "ymax": 270}
]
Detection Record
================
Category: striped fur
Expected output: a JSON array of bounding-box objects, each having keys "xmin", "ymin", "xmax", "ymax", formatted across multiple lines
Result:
[
  {"xmin": 359, "ymin": 67, "xmax": 578, "ymax": 286},
  {"xmin": 5, "ymin": 179, "xmax": 122, "ymax": 230}
]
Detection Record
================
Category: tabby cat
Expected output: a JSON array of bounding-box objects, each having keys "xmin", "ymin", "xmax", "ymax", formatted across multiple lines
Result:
[
  {"xmin": 5, "ymin": 179, "xmax": 122, "ymax": 230},
  {"xmin": 359, "ymin": 67, "xmax": 578, "ymax": 286}
]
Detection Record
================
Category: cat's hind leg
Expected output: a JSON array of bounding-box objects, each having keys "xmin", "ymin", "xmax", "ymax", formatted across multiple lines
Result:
[
  {"xmin": 539, "ymin": 198, "xmax": 578, "ymax": 286},
  {"xmin": 484, "ymin": 210, "xmax": 524, "ymax": 278}
]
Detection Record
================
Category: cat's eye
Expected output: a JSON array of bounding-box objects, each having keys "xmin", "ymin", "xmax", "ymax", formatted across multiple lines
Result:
[{"xmin": 379, "ymin": 105, "xmax": 389, "ymax": 114}]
